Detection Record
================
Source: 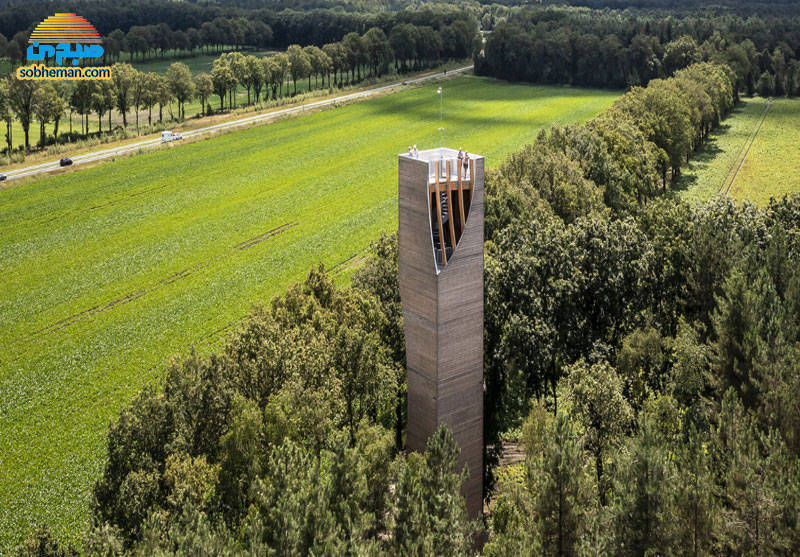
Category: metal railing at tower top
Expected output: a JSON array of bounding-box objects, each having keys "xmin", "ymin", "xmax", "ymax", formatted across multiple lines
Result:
[{"xmin": 427, "ymin": 156, "xmax": 472, "ymax": 183}]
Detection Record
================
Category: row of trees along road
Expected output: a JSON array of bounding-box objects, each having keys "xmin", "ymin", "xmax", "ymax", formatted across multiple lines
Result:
[
  {"xmin": 0, "ymin": 63, "xmax": 192, "ymax": 151},
  {"xmin": 0, "ymin": 20, "xmax": 478, "ymax": 154},
  {"xmin": 14, "ymin": 59, "xmax": 800, "ymax": 555}
]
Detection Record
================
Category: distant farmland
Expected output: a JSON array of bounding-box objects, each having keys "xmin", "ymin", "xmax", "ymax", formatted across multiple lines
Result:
[
  {"xmin": 130, "ymin": 48, "xmax": 278, "ymax": 75},
  {"xmin": 677, "ymin": 97, "xmax": 800, "ymax": 205},
  {"xmin": 0, "ymin": 75, "xmax": 619, "ymax": 550}
]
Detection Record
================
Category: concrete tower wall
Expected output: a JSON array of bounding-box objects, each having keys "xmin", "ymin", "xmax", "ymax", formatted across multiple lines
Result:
[{"xmin": 398, "ymin": 150, "xmax": 484, "ymax": 519}]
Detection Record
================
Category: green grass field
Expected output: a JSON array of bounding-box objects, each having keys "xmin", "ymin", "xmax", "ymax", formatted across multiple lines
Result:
[
  {"xmin": 0, "ymin": 76, "xmax": 618, "ymax": 550},
  {"xmin": 676, "ymin": 97, "xmax": 800, "ymax": 205}
]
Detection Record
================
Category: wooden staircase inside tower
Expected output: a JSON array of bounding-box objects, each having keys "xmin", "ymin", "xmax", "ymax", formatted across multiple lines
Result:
[{"xmin": 430, "ymin": 158, "xmax": 474, "ymax": 268}]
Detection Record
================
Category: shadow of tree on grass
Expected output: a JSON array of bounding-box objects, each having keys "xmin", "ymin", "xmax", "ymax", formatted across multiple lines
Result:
[{"xmin": 672, "ymin": 134, "xmax": 726, "ymax": 194}]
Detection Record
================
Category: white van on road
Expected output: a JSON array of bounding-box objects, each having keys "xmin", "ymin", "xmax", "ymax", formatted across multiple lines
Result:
[{"xmin": 161, "ymin": 131, "xmax": 183, "ymax": 143}]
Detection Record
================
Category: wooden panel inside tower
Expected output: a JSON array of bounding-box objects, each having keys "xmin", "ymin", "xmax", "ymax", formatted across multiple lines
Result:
[{"xmin": 397, "ymin": 147, "xmax": 485, "ymax": 519}]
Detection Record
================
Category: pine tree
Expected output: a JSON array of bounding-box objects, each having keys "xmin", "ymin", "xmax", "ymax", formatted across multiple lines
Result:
[
  {"xmin": 390, "ymin": 425, "xmax": 477, "ymax": 556},
  {"xmin": 486, "ymin": 402, "xmax": 594, "ymax": 557},
  {"xmin": 530, "ymin": 410, "xmax": 594, "ymax": 557},
  {"xmin": 612, "ymin": 412, "xmax": 676, "ymax": 555},
  {"xmin": 563, "ymin": 360, "xmax": 633, "ymax": 504},
  {"xmin": 673, "ymin": 426, "xmax": 717, "ymax": 556}
]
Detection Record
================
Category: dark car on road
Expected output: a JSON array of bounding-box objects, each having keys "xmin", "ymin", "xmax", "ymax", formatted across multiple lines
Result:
[
  {"xmin": 0, "ymin": 174, "xmax": 6, "ymax": 181},
  {"xmin": 60, "ymin": 157, "xmax": 73, "ymax": 167}
]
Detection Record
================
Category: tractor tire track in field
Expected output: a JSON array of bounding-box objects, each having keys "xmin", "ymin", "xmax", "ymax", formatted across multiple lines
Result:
[
  {"xmin": 233, "ymin": 224, "xmax": 294, "ymax": 250},
  {"xmin": 185, "ymin": 248, "xmax": 374, "ymax": 351},
  {"xmin": 720, "ymin": 98, "xmax": 773, "ymax": 195},
  {"xmin": 194, "ymin": 319, "xmax": 244, "ymax": 351},
  {"xmin": 189, "ymin": 249, "xmax": 374, "ymax": 351},
  {"xmin": 36, "ymin": 184, "xmax": 171, "ymax": 226},
  {"xmin": 87, "ymin": 184, "xmax": 171, "ymax": 212},
  {"xmin": 329, "ymin": 252, "xmax": 368, "ymax": 277},
  {"xmin": 28, "ymin": 222, "xmax": 297, "ymax": 339}
]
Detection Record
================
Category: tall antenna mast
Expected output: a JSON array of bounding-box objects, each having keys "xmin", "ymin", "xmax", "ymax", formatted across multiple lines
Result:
[{"xmin": 437, "ymin": 86, "xmax": 443, "ymax": 149}]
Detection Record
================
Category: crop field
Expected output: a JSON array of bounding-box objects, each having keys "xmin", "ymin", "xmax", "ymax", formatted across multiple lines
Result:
[
  {"xmin": 0, "ymin": 75, "xmax": 618, "ymax": 550},
  {"xmin": 677, "ymin": 97, "xmax": 800, "ymax": 205}
]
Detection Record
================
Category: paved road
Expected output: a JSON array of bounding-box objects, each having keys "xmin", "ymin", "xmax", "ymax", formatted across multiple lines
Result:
[{"xmin": 1, "ymin": 65, "xmax": 473, "ymax": 183}]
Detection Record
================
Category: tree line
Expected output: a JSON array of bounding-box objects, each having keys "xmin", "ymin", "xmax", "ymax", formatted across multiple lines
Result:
[
  {"xmin": 476, "ymin": 6, "xmax": 800, "ymax": 97},
  {"xmin": 0, "ymin": 62, "xmax": 195, "ymax": 152},
  {"xmin": 0, "ymin": 18, "xmax": 274, "ymax": 69},
  {"xmin": 0, "ymin": 20, "xmax": 477, "ymax": 154}
]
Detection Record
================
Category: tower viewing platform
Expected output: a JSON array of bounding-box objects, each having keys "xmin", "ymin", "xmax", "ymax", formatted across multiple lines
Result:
[
  {"xmin": 403, "ymin": 147, "xmax": 476, "ymax": 184},
  {"xmin": 401, "ymin": 147, "xmax": 479, "ymax": 269}
]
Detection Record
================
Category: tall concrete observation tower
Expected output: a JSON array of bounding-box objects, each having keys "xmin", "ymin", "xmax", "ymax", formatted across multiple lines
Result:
[{"xmin": 398, "ymin": 148, "xmax": 484, "ymax": 518}]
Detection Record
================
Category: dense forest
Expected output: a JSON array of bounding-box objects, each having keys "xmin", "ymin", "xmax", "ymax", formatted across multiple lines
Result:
[
  {"xmin": 477, "ymin": 7, "xmax": 800, "ymax": 95},
  {"xmin": 549, "ymin": 0, "xmax": 800, "ymax": 11},
  {"xmin": 480, "ymin": 69, "xmax": 800, "ymax": 554},
  {"xmin": 2, "ymin": 0, "xmax": 799, "ymax": 44},
  {"xmin": 0, "ymin": 1, "xmax": 483, "ymax": 50},
  {"xmin": 0, "ymin": 8, "xmax": 480, "ymax": 65}
]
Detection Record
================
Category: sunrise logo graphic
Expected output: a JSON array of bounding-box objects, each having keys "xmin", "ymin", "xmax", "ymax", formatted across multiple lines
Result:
[
  {"xmin": 18, "ymin": 13, "xmax": 109, "ymax": 79},
  {"xmin": 28, "ymin": 13, "xmax": 103, "ymax": 44}
]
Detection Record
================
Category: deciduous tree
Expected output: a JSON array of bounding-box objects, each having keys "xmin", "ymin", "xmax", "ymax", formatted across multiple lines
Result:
[
  {"xmin": 286, "ymin": 45, "xmax": 311, "ymax": 95},
  {"xmin": 166, "ymin": 62, "xmax": 194, "ymax": 120},
  {"xmin": 194, "ymin": 72, "xmax": 213, "ymax": 115},
  {"xmin": 110, "ymin": 62, "xmax": 137, "ymax": 127},
  {"xmin": 8, "ymin": 77, "xmax": 36, "ymax": 150}
]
